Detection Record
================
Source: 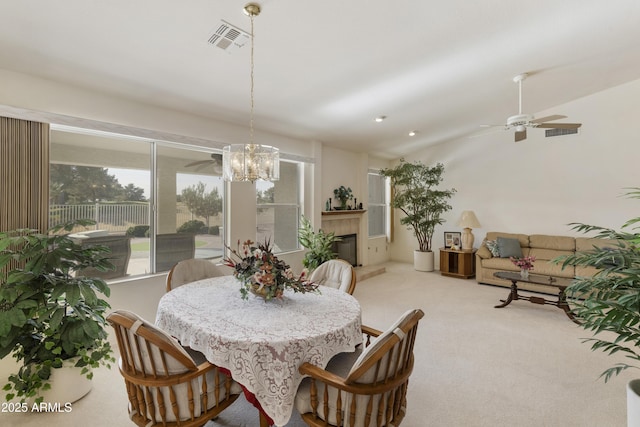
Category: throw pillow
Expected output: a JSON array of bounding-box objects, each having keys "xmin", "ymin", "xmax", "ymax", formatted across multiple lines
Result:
[
  {"xmin": 496, "ymin": 237, "xmax": 523, "ymax": 258},
  {"xmin": 485, "ymin": 240, "xmax": 500, "ymax": 257}
]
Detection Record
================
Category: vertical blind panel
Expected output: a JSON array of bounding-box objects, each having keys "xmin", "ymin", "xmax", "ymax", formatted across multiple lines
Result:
[{"xmin": 0, "ymin": 116, "xmax": 50, "ymax": 234}]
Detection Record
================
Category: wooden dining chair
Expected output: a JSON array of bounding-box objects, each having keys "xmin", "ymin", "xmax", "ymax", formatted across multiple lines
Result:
[
  {"xmin": 309, "ymin": 259, "xmax": 357, "ymax": 295},
  {"xmin": 166, "ymin": 258, "xmax": 226, "ymax": 292},
  {"xmin": 107, "ymin": 309, "xmax": 242, "ymax": 427},
  {"xmin": 295, "ymin": 308, "xmax": 425, "ymax": 427}
]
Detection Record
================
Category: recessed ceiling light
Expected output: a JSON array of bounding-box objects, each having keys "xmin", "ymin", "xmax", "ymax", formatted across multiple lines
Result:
[
  {"xmin": 374, "ymin": 115, "xmax": 386, "ymax": 122},
  {"xmin": 408, "ymin": 130, "xmax": 418, "ymax": 136}
]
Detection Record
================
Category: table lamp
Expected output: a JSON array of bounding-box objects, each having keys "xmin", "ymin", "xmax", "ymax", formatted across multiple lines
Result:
[{"xmin": 456, "ymin": 210, "xmax": 481, "ymax": 251}]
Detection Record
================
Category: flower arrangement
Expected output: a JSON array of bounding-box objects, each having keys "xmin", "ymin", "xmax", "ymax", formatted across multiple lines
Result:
[
  {"xmin": 333, "ymin": 186, "xmax": 353, "ymax": 209},
  {"xmin": 510, "ymin": 255, "xmax": 536, "ymax": 271},
  {"xmin": 224, "ymin": 239, "xmax": 319, "ymax": 300}
]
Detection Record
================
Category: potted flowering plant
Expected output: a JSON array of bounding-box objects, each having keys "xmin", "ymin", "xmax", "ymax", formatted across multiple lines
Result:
[
  {"xmin": 510, "ymin": 255, "xmax": 536, "ymax": 277},
  {"xmin": 224, "ymin": 239, "xmax": 319, "ymax": 300}
]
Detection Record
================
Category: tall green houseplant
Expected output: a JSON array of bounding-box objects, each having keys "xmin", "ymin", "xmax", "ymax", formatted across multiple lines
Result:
[
  {"xmin": 381, "ymin": 159, "xmax": 455, "ymax": 270},
  {"xmin": 557, "ymin": 188, "xmax": 640, "ymax": 382},
  {"xmin": 0, "ymin": 220, "xmax": 115, "ymax": 403}
]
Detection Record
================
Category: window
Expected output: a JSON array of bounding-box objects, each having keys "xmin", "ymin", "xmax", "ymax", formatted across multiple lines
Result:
[
  {"xmin": 256, "ymin": 160, "xmax": 302, "ymax": 253},
  {"xmin": 156, "ymin": 145, "xmax": 224, "ymax": 272},
  {"xmin": 368, "ymin": 171, "xmax": 387, "ymax": 237},
  {"xmin": 50, "ymin": 127, "xmax": 224, "ymax": 280}
]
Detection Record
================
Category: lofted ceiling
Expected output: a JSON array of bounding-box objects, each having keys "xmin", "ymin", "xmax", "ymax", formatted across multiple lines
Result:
[{"xmin": 2, "ymin": 1, "xmax": 640, "ymax": 159}]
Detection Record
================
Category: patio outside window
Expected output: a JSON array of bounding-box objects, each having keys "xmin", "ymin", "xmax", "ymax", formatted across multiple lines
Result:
[{"xmin": 50, "ymin": 128, "xmax": 224, "ymax": 280}]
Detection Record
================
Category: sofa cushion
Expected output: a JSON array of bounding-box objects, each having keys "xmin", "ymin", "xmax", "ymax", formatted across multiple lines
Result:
[
  {"xmin": 529, "ymin": 235, "xmax": 575, "ymax": 251},
  {"xmin": 497, "ymin": 237, "xmax": 523, "ymax": 258},
  {"xmin": 485, "ymin": 232, "xmax": 529, "ymax": 248},
  {"xmin": 482, "ymin": 256, "xmax": 520, "ymax": 271},
  {"xmin": 485, "ymin": 240, "xmax": 500, "ymax": 257},
  {"xmin": 575, "ymin": 237, "xmax": 617, "ymax": 252},
  {"xmin": 528, "ymin": 248, "xmax": 574, "ymax": 263},
  {"xmin": 528, "ymin": 259, "xmax": 575, "ymax": 278}
]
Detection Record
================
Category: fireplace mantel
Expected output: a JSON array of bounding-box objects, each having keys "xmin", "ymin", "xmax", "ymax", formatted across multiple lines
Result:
[{"xmin": 321, "ymin": 209, "xmax": 366, "ymax": 217}]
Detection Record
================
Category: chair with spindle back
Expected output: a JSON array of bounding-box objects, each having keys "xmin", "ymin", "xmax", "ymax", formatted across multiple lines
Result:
[
  {"xmin": 107, "ymin": 309, "xmax": 241, "ymax": 427},
  {"xmin": 295, "ymin": 308, "xmax": 425, "ymax": 427}
]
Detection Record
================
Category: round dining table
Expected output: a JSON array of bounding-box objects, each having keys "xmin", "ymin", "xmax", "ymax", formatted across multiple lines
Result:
[{"xmin": 155, "ymin": 275, "xmax": 362, "ymax": 426}]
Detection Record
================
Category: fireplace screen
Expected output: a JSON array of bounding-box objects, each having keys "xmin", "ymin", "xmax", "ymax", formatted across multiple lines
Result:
[{"xmin": 333, "ymin": 234, "xmax": 357, "ymax": 266}]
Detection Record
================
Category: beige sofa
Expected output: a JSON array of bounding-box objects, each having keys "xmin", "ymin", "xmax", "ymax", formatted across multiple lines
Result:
[{"xmin": 475, "ymin": 231, "xmax": 611, "ymax": 294}]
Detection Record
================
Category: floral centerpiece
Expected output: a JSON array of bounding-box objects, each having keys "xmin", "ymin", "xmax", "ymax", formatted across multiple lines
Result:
[
  {"xmin": 510, "ymin": 255, "xmax": 536, "ymax": 277},
  {"xmin": 224, "ymin": 239, "xmax": 319, "ymax": 300}
]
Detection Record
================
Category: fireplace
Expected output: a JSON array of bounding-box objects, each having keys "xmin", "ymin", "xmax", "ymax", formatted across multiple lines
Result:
[
  {"xmin": 334, "ymin": 234, "xmax": 357, "ymax": 266},
  {"xmin": 321, "ymin": 210, "xmax": 365, "ymax": 268}
]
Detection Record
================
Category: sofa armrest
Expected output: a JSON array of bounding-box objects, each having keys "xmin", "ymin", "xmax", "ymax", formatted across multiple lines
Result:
[{"xmin": 476, "ymin": 245, "xmax": 492, "ymax": 259}]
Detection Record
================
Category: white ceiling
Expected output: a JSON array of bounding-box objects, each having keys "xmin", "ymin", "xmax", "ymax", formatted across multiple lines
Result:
[{"xmin": 2, "ymin": 1, "xmax": 640, "ymax": 159}]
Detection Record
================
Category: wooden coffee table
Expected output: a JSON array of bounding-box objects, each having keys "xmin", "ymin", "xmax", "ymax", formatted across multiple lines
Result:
[{"xmin": 493, "ymin": 271, "xmax": 579, "ymax": 323}]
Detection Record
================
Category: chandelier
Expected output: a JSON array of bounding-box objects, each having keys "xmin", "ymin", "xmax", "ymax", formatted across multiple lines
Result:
[{"xmin": 222, "ymin": 3, "xmax": 279, "ymax": 183}]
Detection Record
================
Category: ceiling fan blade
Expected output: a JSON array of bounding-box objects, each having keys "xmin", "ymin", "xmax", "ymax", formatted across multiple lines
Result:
[
  {"xmin": 531, "ymin": 115, "xmax": 567, "ymax": 124},
  {"xmin": 185, "ymin": 159, "xmax": 214, "ymax": 167},
  {"xmin": 515, "ymin": 130, "xmax": 527, "ymax": 142},
  {"xmin": 535, "ymin": 122, "xmax": 582, "ymax": 129}
]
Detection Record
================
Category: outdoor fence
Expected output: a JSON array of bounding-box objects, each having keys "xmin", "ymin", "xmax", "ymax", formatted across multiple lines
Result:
[
  {"xmin": 50, "ymin": 203, "xmax": 150, "ymax": 233},
  {"xmin": 49, "ymin": 203, "xmax": 221, "ymax": 234}
]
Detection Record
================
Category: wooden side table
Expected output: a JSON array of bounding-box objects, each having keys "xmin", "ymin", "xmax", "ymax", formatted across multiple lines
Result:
[{"xmin": 439, "ymin": 248, "xmax": 476, "ymax": 279}]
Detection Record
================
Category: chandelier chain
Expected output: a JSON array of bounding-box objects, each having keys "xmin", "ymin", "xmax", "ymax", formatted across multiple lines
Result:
[
  {"xmin": 249, "ymin": 11, "xmax": 255, "ymax": 147},
  {"xmin": 222, "ymin": 3, "xmax": 279, "ymax": 183}
]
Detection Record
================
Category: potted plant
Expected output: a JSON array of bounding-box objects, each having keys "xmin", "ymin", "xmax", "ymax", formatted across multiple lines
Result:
[
  {"xmin": 0, "ymin": 219, "xmax": 115, "ymax": 404},
  {"xmin": 333, "ymin": 186, "xmax": 353, "ymax": 210},
  {"xmin": 297, "ymin": 215, "xmax": 340, "ymax": 271},
  {"xmin": 380, "ymin": 159, "xmax": 456, "ymax": 271},
  {"xmin": 555, "ymin": 188, "xmax": 640, "ymax": 424}
]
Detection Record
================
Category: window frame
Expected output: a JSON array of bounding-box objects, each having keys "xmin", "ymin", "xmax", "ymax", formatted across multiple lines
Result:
[{"xmin": 367, "ymin": 170, "xmax": 388, "ymax": 238}]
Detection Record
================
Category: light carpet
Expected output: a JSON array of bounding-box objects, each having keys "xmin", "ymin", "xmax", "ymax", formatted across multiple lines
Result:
[{"xmin": 1, "ymin": 261, "xmax": 635, "ymax": 426}]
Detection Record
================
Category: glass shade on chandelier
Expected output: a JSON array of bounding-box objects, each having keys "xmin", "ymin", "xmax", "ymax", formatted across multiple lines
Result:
[{"xmin": 222, "ymin": 143, "xmax": 279, "ymax": 183}]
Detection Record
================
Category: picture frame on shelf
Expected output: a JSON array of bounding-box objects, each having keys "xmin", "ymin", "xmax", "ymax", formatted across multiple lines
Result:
[{"xmin": 444, "ymin": 231, "xmax": 461, "ymax": 249}]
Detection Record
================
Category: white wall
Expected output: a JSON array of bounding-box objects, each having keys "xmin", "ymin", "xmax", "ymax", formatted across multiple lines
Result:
[
  {"xmin": 0, "ymin": 69, "xmax": 313, "ymax": 158},
  {"xmin": 389, "ymin": 78, "xmax": 640, "ymax": 267}
]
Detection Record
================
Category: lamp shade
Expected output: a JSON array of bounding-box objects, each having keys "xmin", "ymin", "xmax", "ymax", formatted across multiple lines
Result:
[{"xmin": 456, "ymin": 210, "xmax": 481, "ymax": 229}]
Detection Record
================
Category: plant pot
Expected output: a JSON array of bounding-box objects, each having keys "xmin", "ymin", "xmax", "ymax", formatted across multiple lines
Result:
[
  {"xmin": 32, "ymin": 357, "xmax": 93, "ymax": 405},
  {"xmin": 628, "ymin": 379, "xmax": 640, "ymax": 427},
  {"xmin": 414, "ymin": 250, "xmax": 434, "ymax": 272},
  {"xmin": 0, "ymin": 357, "xmax": 19, "ymax": 386}
]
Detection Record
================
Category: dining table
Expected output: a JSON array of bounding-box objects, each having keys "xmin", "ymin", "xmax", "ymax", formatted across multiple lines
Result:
[{"xmin": 155, "ymin": 275, "xmax": 363, "ymax": 426}]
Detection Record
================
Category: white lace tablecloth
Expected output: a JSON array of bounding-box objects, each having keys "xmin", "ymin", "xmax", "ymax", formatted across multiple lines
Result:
[{"xmin": 155, "ymin": 276, "xmax": 362, "ymax": 426}]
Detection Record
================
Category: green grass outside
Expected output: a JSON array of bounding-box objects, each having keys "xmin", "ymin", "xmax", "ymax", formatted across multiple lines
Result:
[{"xmin": 130, "ymin": 239, "xmax": 208, "ymax": 252}]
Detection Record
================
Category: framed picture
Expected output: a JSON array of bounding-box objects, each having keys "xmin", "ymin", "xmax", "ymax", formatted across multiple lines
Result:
[{"xmin": 444, "ymin": 231, "xmax": 462, "ymax": 249}]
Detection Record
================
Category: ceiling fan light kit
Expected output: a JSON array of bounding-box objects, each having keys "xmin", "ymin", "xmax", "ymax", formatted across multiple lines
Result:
[{"xmin": 478, "ymin": 73, "xmax": 582, "ymax": 142}]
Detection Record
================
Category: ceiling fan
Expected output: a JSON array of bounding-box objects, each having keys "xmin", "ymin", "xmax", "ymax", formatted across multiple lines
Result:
[
  {"xmin": 185, "ymin": 153, "xmax": 222, "ymax": 174},
  {"xmin": 479, "ymin": 73, "xmax": 582, "ymax": 142}
]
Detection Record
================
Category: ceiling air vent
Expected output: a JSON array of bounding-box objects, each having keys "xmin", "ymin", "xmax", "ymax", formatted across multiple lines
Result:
[
  {"xmin": 545, "ymin": 128, "xmax": 579, "ymax": 138},
  {"xmin": 208, "ymin": 20, "xmax": 249, "ymax": 53}
]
